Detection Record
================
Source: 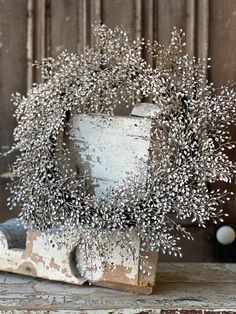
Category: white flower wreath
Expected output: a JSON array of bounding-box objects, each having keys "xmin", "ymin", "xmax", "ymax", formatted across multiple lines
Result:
[{"xmin": 7, "ymin": 24, "xmax": 236, "ymax": 260}]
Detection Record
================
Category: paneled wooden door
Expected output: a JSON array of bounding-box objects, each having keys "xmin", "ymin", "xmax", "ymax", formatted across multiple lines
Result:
[{"xmin": 0, "ymin": 0, "xmax": 236, "ymax": 261}]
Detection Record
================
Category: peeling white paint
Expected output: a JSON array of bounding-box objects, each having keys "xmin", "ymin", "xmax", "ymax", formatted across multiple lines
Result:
[
  {"xmin": 75, "ymin": 231, "xmax": 140, "ymax": 282},
  {"xmin": 70, "ymin": 114, "xmax": 151, "ymax": 200}
]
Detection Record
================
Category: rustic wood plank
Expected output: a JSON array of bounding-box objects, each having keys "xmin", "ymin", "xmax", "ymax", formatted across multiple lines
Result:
[
  {"xmin": 0, "ymin": 218, "xmax": 157, "ymax": 294},
  {"xmin": 208, "ymin": 0, "xmax": 236, "ymax": 228},
  {"xmin": 1, "ymin": 264, "xmax": 236, "ymax": 312},
  {"xmin": 33, "ymin": 0, "xmax": 51, "ymax": 83},
  {"xmin": 157, "ymin": 262, "xmax": 236, "ymax": 283},
  {"xmin": 0, "ymin": 0, "xmax": 27, "ymax": 222},
  {"xmin": 101, "ymin": 0, "xmax": 137, "ymax": 40},
  {"xmin": 0, "ymin": 220, "xmax": 87, "ymax": 286},
  {"xmin": 33, "ymin": 0, "xmax": 47, "ymax": 62},
  {"xmin": 78, "ymin": 0, "xmax": 88, "ymax": 53},
  {"xmin": 154, "ymin": 0, "xmax": 196, "ymax": 56},
  {"xmin": 89, "ymin": 0, "xmax": 102, "ymax": 49},
  {"xmin": 142, "ymin": 0, "xmax": 153, "ymax": 65},
  {"xmin": 154, "ymin": 0, "xmax": 187, "ymax": 44},
  {"xmin": 27, "ymin": 0, "xmax": 34, "ymax": 90},
  {"xmin": 196, "ymin": 0, "xmax": 209, "ymax": 62},
  {"xmin": 209, "ymin": 0, "xmax": 236, "ymax": 86},
  {"xmin": 134, "ymin": 0, "xmax": 142, "ymax": 39},
  {"xmin": 159, "ymin": 226, "xmax": 215, "ymax": 263},
  {"xmin": 77, "ymin": 0, "xmax": 102, "ymax": 51},
  {"xmin": 185, "ymin": 0, "xmax": 195, "ymax": 57},
  {"xmin": 0, "ymin": 0, "xmax": 27, "ymax": 171},
  {"xmin": 50, "ymin": 0, "xmax": 79, "ymax": 57}
]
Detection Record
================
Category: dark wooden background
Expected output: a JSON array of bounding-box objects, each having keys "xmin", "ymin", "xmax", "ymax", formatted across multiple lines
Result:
[{"xmin": 0, "ymin": 0, "xmax": 236, "ymax": 262}]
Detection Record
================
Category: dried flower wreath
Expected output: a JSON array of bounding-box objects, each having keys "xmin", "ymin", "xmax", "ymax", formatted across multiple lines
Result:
[{"xmin": 7, "ymin": 24, "xmax": 236, "ymax": 261}]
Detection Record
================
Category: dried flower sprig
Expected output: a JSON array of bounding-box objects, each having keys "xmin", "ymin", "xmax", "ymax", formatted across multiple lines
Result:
[{"xmin": 7, "ymin": 24, "xmax": 236, "ymax": 262}]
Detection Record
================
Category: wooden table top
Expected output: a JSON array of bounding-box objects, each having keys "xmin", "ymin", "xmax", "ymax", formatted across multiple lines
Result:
[{"xmin": 1, "ymin": 263, "xmax": 236, "ymax": 313}]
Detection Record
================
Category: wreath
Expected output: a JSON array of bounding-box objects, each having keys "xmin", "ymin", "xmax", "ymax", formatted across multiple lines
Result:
[{"xmin": 7, "ymin": 24, "xmax": 236, "ymax": 261}]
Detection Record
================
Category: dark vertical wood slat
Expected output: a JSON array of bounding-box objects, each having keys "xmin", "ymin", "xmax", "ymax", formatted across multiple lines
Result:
[
  {"xmin": 154, "ymin": 0, "xmax": 196, "ymax": 56},
  {"xmin": 0, "ymin": 0, "xmax": 27, "ymax": 170},
  {"xmin": 89, "ymin": 0, "xmax": 102, "ymax": 48},
  {"xmin": 159, "ymin": 227, "xmax": 215, "ymax": 262},
  {"xmin": 0, "ymin": 0, "xmax": 27, "ymax": 221},
  {"xmin": 142, "ymin": 0, "xmax": 153, "ymax": 65},
  {"xmin": 142, "ymin": 0, "xmax": 153, "ymax": 42},
  {"xmin": 155, "ymin": 0, "xmax": 187, "ymax": 45},
  {"xmin": 101, "ymin": 0, "xmax": 137, "ymax": 39},
  {"xmin": 27, "ymin": 0, "xmax": 34, "ymax": 90},
  {"xmin": 34, "ymin": 0, "xmax": 46, "ymax": 61},
  {"xmin": 209, "ymin": 0, "xmax": 236, "ymax": 86},
  {"xmin": 45, "ymin": 0, "xmax": 52, "ymax": 58},
  {"xmin": 194, "ymin": 3, "xmax": 211, "ymax": 253},
  {"xmin": 185, "ymin": 0, "xmax": 195, "ymax": 57},
  {"xmin": 28, "ymin": 0, "xmax": 51, "ymax": 84},
  {"xmin": 195, "ymin": 0, "xmax": 209, "ymax": 79},
  {"xmin": 50, "ymin": 0, "xmax": 79, "ymax": 57},
  {"xmin": 135, "ymin": 0, "xmax": 142, "ymax": 39},
  {"xmin": 196, "ymin": 0, "xmax": 209, "ymax": 61},
  {"xmin": 33, "ymin": 0, "xmax": 51, "ymax": 82},
  {"xmin": 209, "ymin": 0, "xmax": 236, "ymax": 226},
  {"xmin": 78, "ymin": 0, "xmax": 88, "ymax": 53}
]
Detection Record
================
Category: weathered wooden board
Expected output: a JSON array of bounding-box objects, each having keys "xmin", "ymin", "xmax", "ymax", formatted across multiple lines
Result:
[
  {"xmin": 50, "ymin": 0, "xmax": 79, "ymax": 57},
  {"xmin": 1, "ymin": 263, "xmax": 236, "ymax": 313},
  {"xmin": 0, "ymin": 0, "xmax": 27, "ymax": 222},
  {"xmin": 208, "ymin": 0, "xmax": 236, "ymax": 225},
  {"xmin": 154, "ymin": 0, "xmax": 195, "ymax": 56},
  {"xmin": 102, "ymin": 0, "xmax": 140, "ymax": 40},
  {"xmin": 0, "ymin": 219, "xmax": 158, "ymax": 294},
  {"xmin": 0, "ymin": 219, "xmax": 86, "ymax": 286},
  {"xmin": 69, "ymin": 114, "xmax": 152, "ymax": 199},
  {"xmin": 0, "ymin": 0, "xmax": 27, "ymax": 172},
  {"xmin": 209, "ymin": 0, "xmax": 236, "ymax": 87}
]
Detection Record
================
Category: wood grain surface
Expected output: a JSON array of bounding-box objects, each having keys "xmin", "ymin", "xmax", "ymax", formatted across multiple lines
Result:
[
  {"xmin": 69, "ymin": 114, "xmax": 151, "ymax": 199},
  {"xmin": 0, "ymin": 0, "xmax": 27, "ymax": 221},
  {"xmin": 0, "ymin": 263, "xmax": 236, "ymax": 313}
]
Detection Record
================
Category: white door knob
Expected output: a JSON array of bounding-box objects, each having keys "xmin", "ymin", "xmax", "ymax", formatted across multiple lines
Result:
[{"xmin": 216, "ymin": 225, "xmax": 236, "ymax": 245}]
